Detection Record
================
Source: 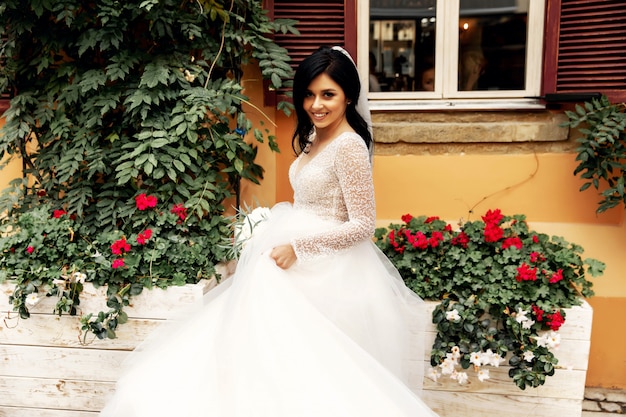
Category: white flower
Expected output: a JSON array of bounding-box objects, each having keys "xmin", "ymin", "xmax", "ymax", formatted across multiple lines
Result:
[
  {"xmin": 427, "ymin": 367, "xmax": 441, "ymax": 382},
  {"xmin": 52, "ymin": 279, "xmax": 66, "ymax": 286},
  {"xmin": 469, "ymin": 351, "xmax": 483, "ymax": 366},
  {"xmin": 234, "ymin": 207, "xmax": 272, "ymax": 247},
  {"xmin": 439, "ymin": 357, "xmax": 457, "ymax": 375},
  {"xmin": 446, "ymin": 309, "xmax": 461, "ymax": 322},
  {"xmin": 70, "ymin": 272, "xmax": 86, "ymax": 284},
  {"xmin": 450, "ymin": 345, "xmax": 461, "ymax": 359},
  {"xmin": 456, "ymin": 372, "xmax": 468, "ymax": 385},
  {"xmin": 184, "ymin": 69, "xmax": 196, "ymax": 83},
  {"xmin": 521, "ymin": 318, "xmax": 536, "ymax": 329},
  {"xmin": 482, "ymin": 349, "xmax": 504, "ymax": 367},
  {"xmin": 536, "ymin": 331, "xmax": 561, "ymax": 349},
  {"xmin": 25, "ymin": 293, "xmax": 40, "ymax": 307},
  {"xmin": 523, "ymin": 350, "xmax": 535, "ymax": 362},
  {"xmin": 477, "ymin": 369, "xmax": 490, "ymax": 382},
  {"xmin": 545, "ymin": 331, "xmax": 561, "ymax": 349},
  {"xmin": 515, "ymin": 308, "xmax": 529, "ymax": 323}
]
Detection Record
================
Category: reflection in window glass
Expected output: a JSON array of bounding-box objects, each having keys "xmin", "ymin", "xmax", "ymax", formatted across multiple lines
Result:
[
  {"xmin": 369, "ymin": 0, "xmax": 436, "ymax": 92},
  {"xmin": 458, "ymin": 0, "xmax": 528, "ymax": 91}
]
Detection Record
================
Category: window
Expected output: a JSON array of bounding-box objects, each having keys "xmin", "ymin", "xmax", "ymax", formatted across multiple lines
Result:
[{"xmin": 359, "ymin": 0, "xmax": 546, "ymax": 107}]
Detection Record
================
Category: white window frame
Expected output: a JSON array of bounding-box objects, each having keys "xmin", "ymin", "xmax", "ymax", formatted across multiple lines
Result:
[{"xmin": 358, "ymin": 0, "xmax": 546, "ymax": 110}]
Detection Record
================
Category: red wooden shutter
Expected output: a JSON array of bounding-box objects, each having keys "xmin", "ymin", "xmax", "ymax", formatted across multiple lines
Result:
[
  {"xmin": 264, "ymin": 0, "xmax": 356, "ymax": 103},
  {"xmin": 543, "ymin": 0, "xmax": 626, "ymax": 103}
]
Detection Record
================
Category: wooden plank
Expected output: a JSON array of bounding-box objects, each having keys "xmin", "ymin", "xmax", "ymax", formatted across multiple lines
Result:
[
  {"xmin": 421, "ymin": 390, "xmax": 582, "ymax": 417},
  {"xmin": 0, "ymin": 376, "xmax": 113, "ymax": 411},
  {"xmin": 0, "ymin": 315, "xmax": 163, "ymax": 350},
  {"xmin": 0, "ymin": 278, "xmax": 217, "ymax": 320},
  {"xmin": 417, "ymin": 361, "xmax": 587, "ymax": 400},
  {"xmin": 0, "ymin": 406, "xmax": 98, "ymax": 417},
  {"xmin": 0, "ymin": 345, "xmax": 128, "ymax": 381}
]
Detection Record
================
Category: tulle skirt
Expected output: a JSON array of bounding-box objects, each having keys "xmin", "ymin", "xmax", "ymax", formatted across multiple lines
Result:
[{"xmin": 99, "ymin": 203, "xmax": 438, "ymax": 417}]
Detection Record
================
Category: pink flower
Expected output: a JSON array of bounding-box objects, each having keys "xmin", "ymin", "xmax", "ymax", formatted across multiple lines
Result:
[
  {"xmin": 112, "ymin": 259, "xmax": 125, "ymax": 269},
  {"xmin": 135, "ymin": 193, "xmax": 158, "ymax": 210},
  {"xmin": 111, "ymin": 238, "xmax": 131, "ymax": 255},
  {"xmin": 26, "ymin": 246, "xmax": 34, "ymax": 254},
  {"xmin": 136, "ymin": 229, "xmax": 153, "ymax": 245}
]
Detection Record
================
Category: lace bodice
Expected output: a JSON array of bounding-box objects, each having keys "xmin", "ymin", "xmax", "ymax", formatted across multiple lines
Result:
[{"xmin": 288, "ymin": 132, "xmax": 376, "ymax": 261}]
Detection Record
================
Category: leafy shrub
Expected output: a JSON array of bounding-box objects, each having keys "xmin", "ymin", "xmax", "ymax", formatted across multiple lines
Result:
[{"xmin": 0, "ymin": 0, "xmax": 296, "ymax": 339}]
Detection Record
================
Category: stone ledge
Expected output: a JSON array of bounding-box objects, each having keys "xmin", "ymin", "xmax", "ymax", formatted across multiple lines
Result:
[{"xmin": 372, "ymin": 110, "xmax": 569, "ymax": 145}]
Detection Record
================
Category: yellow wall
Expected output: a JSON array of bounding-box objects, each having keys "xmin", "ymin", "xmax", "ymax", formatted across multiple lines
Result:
[{"xmin": 0, "ymin": 116, "xmax": 23, "ymax": 190}]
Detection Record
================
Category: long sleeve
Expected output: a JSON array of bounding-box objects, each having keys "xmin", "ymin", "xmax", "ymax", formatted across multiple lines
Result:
[{"xmin": 291, "ymin": 133, "xmax": 376, "ymax": 262}]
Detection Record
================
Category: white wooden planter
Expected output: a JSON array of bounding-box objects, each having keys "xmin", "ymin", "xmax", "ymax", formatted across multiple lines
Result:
[
  {"xmin": 0, "ymin": 278, "xmax": 218, "ymax": 417},
  {"xmin": 409, "ymin": 301, "xmax": 593, "ymax": 417},
  {"xmin": 1, "ymin": 278, "xmax": 592, "ymax": 417}
]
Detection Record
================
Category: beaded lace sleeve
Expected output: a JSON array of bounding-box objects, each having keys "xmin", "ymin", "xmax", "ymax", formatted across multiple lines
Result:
[{"xmin": 291, "ymin": 134, "xmax": 376, "ymax": 261}]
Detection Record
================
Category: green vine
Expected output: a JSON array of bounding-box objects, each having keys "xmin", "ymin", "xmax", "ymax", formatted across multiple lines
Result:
[
  {"xmin": 565, "ymin": 94, "xmax": 626, "ymax": 213},
  {"xmin": 0, "ymin": 0, "xmax": 297, "ymax": 340}
]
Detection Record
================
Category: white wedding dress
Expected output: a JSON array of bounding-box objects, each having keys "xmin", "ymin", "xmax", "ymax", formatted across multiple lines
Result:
[{"xmin": 100, "ymin": 132, "xmax": 439, "ymax": 417}]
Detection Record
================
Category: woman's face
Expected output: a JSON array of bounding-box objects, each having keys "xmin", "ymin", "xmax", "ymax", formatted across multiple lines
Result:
[{"xmin": 303, "ymin": 73, "xmax": 349, "ymax": 133}]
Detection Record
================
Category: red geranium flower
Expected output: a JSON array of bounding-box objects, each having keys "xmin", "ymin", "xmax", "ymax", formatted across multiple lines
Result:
[
  {"xmin": 549, "ymin": 269, "xmax": 564, "ymax": 284},
  {"xmin": 171, "ymin": 203, "xmax": 187, "ymax": 221},
  {"xmin": 546, "ymin": 310, "xmax": 565, "ymax": 331},
  {"xmin": 136, "ymin": 229, "xmax": 153, "ymax": 245},
  {"xmin": 111, "ymin": 238, "xmax": 131, "ymax": 255},
  {"xmin": 26, "ymin": 246, "xmax": 34, "ymax": 254},
  {"xmin": 529, "ymin": 251, "xmax": 545, "ymax": 263},
  {"xmin": 112, "ymin": 259, "xmax": 125, "ymax": 269},
  {"xmin": 451, "ymin": 231, "xmax": 469, "ymax": 248},
  {"xmin": 401, "ymin": 214, "xmax": 413, "ymax": 223},
  {"xmin": 516, "ymin": 262, "xmax": 537, "ymax": 282},
  {"xmin": 484, "ymin": 224, "xmax": 503, "ymax": 243},
  {"xmin": 135, "ymin": 193, "xmax": 158, "ymax": 210},
  {"xmin": 532, "ymin": 305, "xmax": 544, "ymax": 322},
  {"xmin": 502, "ymin": 236, "xmax": 523, "ymax": 250},
  {"xmin": 481, "ymin": 209, "xmax": 503, "ymax": 226},
  {"xmin": 53, "ymin": 209, "xmax": 67, "ymax": 218},
  {"xmin": 425, "ymin": 216, "xmax": 439, "ymax": 223}
]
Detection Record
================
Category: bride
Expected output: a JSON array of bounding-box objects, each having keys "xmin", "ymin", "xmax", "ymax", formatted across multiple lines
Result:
[{"xmin": 100, "ymin": 46, "xmax": 440, "ymax": 417}]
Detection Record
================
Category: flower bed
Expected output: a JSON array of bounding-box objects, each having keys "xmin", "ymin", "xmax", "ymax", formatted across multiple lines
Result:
[{"xmin": 0, "ymin": 279, "xmax": 216, "ymax": 417}]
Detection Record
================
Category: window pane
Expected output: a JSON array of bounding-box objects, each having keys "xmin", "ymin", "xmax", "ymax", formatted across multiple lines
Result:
[
  {"xmin": 458, "ymin": 0, "xmax": 528, "ymax": 91},
  {"xmin": 369, "ymin": 0, "xmax": 437, "ymax": 92}
]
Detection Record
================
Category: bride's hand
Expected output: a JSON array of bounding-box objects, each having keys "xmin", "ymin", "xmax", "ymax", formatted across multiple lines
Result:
[{"xmin": 270, "ymin": 244, "xmax": 297, "ymax": 269}]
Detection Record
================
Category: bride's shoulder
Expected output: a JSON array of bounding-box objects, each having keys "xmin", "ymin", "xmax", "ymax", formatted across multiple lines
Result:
[{"xmin": 333, "ymin": 131, "xmax": 367, "ymax": 151}]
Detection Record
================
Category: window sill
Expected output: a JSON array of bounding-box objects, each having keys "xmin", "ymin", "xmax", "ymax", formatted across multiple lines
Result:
[{"xmin": 368, "ymin": 98, "xmax": 546, "ymax": 112}]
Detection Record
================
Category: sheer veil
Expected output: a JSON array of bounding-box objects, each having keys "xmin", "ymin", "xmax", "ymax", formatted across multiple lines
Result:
[{"xmin": 331, "ymin": 46, "xmax": 374, "ymax": 161}]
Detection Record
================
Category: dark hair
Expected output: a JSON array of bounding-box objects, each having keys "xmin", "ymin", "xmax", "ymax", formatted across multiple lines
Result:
[{"xmin": 291, "ymin": 46, "xmax": 372, "ymax": 155}]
